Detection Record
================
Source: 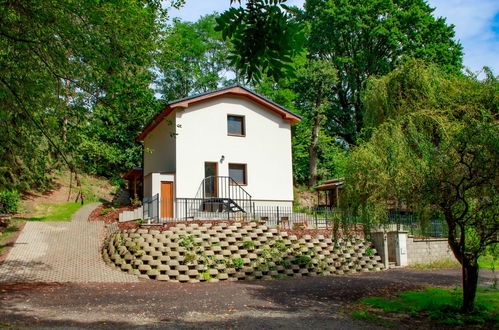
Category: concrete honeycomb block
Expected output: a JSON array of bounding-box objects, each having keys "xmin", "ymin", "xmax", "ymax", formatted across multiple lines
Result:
[
  {"xmin": 156, "ymin": 275, "xmax": 169, "ymax": 281},
  {"xmin": 218, "ymin": 273, "xmax": 229, "ymax": 280},
  {"xmin": 140, "ymin": 254, "xmax": 153, "ymax": 262},
  {"xmin": 220, "ymin": 250, "xmax": 231, "ymax": 256},
  {"xmin": 157, "ymin": 264, "xmax": 170, "ymax": 271},
  {"xmin": 137, "ymin": 229, "xmax": 149, "ymax": 234},
  {"xmin": 120, "ymin": 263, "xmax": 132, "ymax": 271},
  {"xmin": 178, "ymin": 275, "xmax": 189, "ymax": 282},
  {"xmin": 248, "ymin": 253, "xmax": 258, "ymax": 260},
  {"xmin": 288, "ymin": 235, "xmax": 298, "ymax": 241},
  {"xmin": 225, "ymin": 267, "xmax": 236, "ymax": 274},
  {"xmin": 168, "ymin": 250, "xmax": 181, "ymax": 258},
  {"xmin": 148, "ymin": 259, "xmax": 161, "ymax": 267},
  {"xmin": 138, "ymin": 264, "xmax": 151, "ymax": 271},
  {"xmin": 208, "ymin": 269, "xmax": 218, "ymax": 276},
  {"xmin": 228, "ymin": 245, "xmax": 239, "ymax": 253},
  {"xmin": 177, "ymin": 265, "xmax": 188, "ymax": 272},
  {"xmin": 187, "ymin": 269, "xmax": 198, "ymax": 276},
  {"xmin": 141, "ymin": 234, "xmax": 153, "ymax": 241},
  {"xmin": 214, "ymin": 255, "xmax": 225, "ymax": 262},
  {"xmin": 147, "ymin": 269, "xmax": 160, "ymax": 277},
  {"xmin": 143, "ymin": 246, "xmax": 154, "ymax": 253},
  {"xmin": 167, "ymin": 269, "xmax": 179, "ymax": 276},
  {"xmin": 150, "ymin": 250, "xmax": 163, "ymax": 257},
  {"xmin": 211, "ymin": 245, "xmax": 222, "ymax": 252}
]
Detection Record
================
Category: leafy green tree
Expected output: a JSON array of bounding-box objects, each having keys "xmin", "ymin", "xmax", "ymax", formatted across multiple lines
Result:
[
  {"xmin": 219, "ymin": 0, "xmax": 463, "ymax": 143},
  {"xmin": 304, "ymin": 0, "xmax": 463, "ymax": 143},
  {"xmin": 0, "ymin": 0, "xmax": 173, "ymax": 191},
  {"xmin": 216, "ymin": 0, "xmax": 304, "ymax": 82},
  {"xmin": 157, "ymin": 14, "xmax": 236, "ymax": 101},
  {"xmin": 292, "ymin": 60, "xmax": 338, "ymax": 187},
  {"xmin": 345, "ymin": 61, "xmax": 498, "ymax": 312}
]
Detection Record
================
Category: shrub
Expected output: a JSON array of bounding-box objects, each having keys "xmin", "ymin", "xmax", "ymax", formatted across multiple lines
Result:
[
  {"xmin": 231, "ymin": 258, "xmax": 244, "ymax": 269},
  {"xmin": 0, "ymin": 190, "xmax": 20, "ymax": 214}
]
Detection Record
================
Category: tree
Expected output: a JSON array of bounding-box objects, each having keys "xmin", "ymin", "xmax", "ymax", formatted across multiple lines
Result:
[
  {"xmin": 304, "ymin": 0, "xmax": 463, "ymax": 143},
  {"xmin": 0, "ymin": 0, "xmax": 174, "ymax": 190},
  {"xmin": 219, "ymin": 0, "xmax": 463, "ymax": 143},
  {"xmin": 157, "ymin": 14, "xmax": 236, "ymax": 101},
  {"xmin": 292, "ymin": 60, "xmax": 338, "ymax": 187},
  {"xmin": 216, "ymin": 0, "xmax": 304, "ymax": 82},
  {"xmin": 344, "ymin": 60, "xmax": 498, "ymax": 312}
]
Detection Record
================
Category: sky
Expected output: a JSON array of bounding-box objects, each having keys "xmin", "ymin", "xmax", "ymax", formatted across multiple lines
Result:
[{"xmin": 167, "ymin": 0, "xmax": 499, "ymax": 74}]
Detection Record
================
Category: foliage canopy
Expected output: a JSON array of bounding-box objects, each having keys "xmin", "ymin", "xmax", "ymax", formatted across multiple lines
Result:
[{"xmin": 344, "ymin": 60, "xmax": 498, "ymax": 312}]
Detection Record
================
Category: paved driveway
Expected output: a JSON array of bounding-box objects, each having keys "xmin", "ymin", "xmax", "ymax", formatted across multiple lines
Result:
[
  {"xmin": 0, "ymin": 203, "xmax": 137, "ymax": 282},
  {"xmin": 0, "ymin": 268, "xmax": 495, "ymax": 329}
]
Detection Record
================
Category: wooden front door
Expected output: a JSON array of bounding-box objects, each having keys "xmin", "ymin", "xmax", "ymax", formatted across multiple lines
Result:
[{"xmin": 161, "ymin": 181, "xmax": 174, "ymax": 218}]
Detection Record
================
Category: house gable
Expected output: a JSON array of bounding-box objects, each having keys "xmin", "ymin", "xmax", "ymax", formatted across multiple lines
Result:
[{"xmin": 137, "ymin": 85, "xmax": 301, "ymax": 141}]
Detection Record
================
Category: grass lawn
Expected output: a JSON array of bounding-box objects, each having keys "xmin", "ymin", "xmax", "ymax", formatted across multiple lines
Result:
[
  {"xmin": 350, "ymin": 287, "xmax": 498, "ymax": 326},
  {"xmin": 408, "ymin": 256, "xmax": 496, "ymax": 271},
  {"xmin": 22, "ymin": 202, "xmax": 91, "ymax": 221}
]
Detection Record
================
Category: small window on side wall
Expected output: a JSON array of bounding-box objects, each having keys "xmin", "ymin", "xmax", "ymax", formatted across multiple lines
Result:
[
  {"xmin": 229, "ymin": 163, "xmax": 247, "ymax": 185},
  {"xmin": 227, "ymin": 115, "xmax": 245, "ymax": 136}
]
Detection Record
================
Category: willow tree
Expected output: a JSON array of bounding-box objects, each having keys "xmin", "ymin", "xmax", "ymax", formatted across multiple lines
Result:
[{"xmin": 344, "ymin": 61, "xmax": 498, "ymax": 312}]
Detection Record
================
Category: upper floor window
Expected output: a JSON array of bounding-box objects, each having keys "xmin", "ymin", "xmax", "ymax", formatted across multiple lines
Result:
[{"xmin": 227, "ymin": 115, "xmax": 245, "ymax": 136}]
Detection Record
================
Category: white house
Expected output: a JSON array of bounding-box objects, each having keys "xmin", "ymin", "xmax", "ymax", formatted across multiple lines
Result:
[{"xmin": 136, "ymin": 85, "xmax": 301, "ymax": 220}]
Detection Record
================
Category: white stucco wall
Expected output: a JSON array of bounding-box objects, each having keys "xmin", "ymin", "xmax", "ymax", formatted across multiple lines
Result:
[
  {"xmin": 173, "ymin": 95, "xmax": 294, "ymax": 202},
  {"xmin": 143, "ymin": 112, "xmax": 176, "ymax": 176}
]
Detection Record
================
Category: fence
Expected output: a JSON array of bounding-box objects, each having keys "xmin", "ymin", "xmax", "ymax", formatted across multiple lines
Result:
[
  {"xmin": 139, "ymin": 195, "xmax": 448, "ymax": 237},
  {"xmin": 387, "ymin": 210, "xmax": 448, "ymax": 238}
]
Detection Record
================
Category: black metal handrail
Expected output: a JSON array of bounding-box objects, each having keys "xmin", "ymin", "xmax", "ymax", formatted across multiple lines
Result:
[{"xmin": 195, "ymin": 176, "xmax": 252, "ymax": 213}]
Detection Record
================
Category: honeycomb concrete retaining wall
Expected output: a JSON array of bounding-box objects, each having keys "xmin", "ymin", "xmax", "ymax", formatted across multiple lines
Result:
[{"xmin": 103, "ymin": 222, "xmax": 384, "ymax": 283}]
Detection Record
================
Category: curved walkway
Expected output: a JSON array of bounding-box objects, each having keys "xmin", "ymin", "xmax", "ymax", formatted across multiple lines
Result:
[{"xmin": 0, "ymin": 203, "xmax": 138, "ymax": 282}]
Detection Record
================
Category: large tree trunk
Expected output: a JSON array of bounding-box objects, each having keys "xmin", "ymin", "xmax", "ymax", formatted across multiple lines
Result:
[
  {"xmin": 445, "ymin": 213, "xmax": 479, "ymax": 313},
  {"xmin": 462, "ymin": 260, "xmax": 479, "ymax": 313},
  {"xmin": 308, "ymin": 114, "xmax": 321, "ymax": 187}
]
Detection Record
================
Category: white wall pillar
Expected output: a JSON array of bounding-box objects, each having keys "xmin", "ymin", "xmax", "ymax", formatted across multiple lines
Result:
[{"xmin": 395, "ymin": 231, "xmax": 408, "ymax": 267}]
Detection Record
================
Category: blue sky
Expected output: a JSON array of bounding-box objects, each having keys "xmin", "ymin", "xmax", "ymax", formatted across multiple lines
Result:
[{"xmin": 167, "ymin": 0, "xmax": 499, "ymax": 74}]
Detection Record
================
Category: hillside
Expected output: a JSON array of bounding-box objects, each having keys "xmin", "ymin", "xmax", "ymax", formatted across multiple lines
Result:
[{"xmin": 18, "ymin": 172, "xmax": 116, "ymax": 219}]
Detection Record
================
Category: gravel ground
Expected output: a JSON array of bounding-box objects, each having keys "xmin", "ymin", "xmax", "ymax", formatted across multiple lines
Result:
[{"xmin": 0, "ymin": 268, "xmax": 495, "ymax": 329}]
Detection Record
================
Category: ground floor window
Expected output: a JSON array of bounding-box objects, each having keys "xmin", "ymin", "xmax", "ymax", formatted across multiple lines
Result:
[{"xmin": 229, "ymin": 163, "xmax": 247, "ymax": 185}]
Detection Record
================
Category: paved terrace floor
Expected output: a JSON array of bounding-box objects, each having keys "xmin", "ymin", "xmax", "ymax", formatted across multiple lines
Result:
[{"xmin": 0, "ymin": 203, "xmax": 138, "ymax": 283}]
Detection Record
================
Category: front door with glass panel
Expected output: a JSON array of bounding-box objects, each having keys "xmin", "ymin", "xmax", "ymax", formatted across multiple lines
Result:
[{"xmin": 204, "ymin": 162, "xmax": 218, "ymax": 198}]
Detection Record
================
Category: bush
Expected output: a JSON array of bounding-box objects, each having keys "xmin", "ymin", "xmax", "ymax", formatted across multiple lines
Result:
[{"xmin": 0, "ymin": 190, "xmax": 20, "ymax": 214}]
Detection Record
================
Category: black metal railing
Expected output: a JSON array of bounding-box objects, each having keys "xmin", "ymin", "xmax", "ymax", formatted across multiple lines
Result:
[
  {"xmin": 388, "ymin": 210, "xmax": 448, "ymax": 238},
  {"xmin": 140, "ymin": 195, "xmax": 448, "ymax": 238},
  {"xmin": 195, "ymin": 176, "xmax": 252, "ymax": 212}
]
